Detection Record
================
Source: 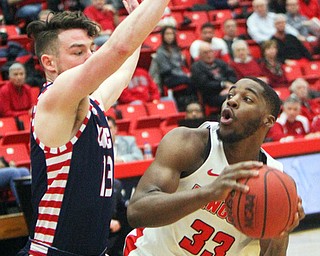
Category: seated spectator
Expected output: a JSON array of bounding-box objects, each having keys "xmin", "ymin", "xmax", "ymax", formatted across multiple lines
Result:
[
  {"xmin": 266, "ymin": 95, "xmax": 310, "ymax": 142},
  {"xmin": 84, "ymin": 0, "xmax": 119, "ymax": 46},
  {"xmin": 229, "ymin": 39, "xmax": 265, "ymax": 80},
  {"xmin": 153, "ymin": 26, "xmax": 196, "ymax": 110},
  {"xmin": 0, "ymin": 63, "xmax": 33, "ymax": 117},
  {"xmin": 0, "ymin": 156, "xmax": 30, "ymax": 207},
  {"xmin": 178, "ymin": 101, "xmax": 207, "ymax": 128},
  {"xmin": 271, "ymin": 13, "xmax": 313, "ymax": 64},
  {"xmin": 107, "ymin": 116, "xmax": 144, "ymax": 163},
  {"xmin": 190, "ymin": 41, "xmax": 237, "ymax": 108},
  {"xmin": 259, "ymin": 39, "xmax": 288, "ymax": 87},
  {"xmin": 118, "ymin": 67, "xmax": 160, "ymax": 105},
  {"xmin": 285, "ymin": 0, "xmax": 318, "ymax": 42},
  {"xmin": 247, "ymin": 0, "xmax": 299, "ymax": 43},
  {"xmin": 289, "ymin": 78, "xmax": 320, "ymax": 121},
  {"xmin": 189, "ymin": 22, "xmax": 230, "ymax": 63},
  {"xmin": 222, "ymin": 18, "xmax": 245, "ymax": 59}
]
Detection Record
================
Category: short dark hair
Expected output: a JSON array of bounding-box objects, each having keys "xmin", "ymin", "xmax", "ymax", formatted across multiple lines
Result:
[
  {"xmin": 27, "ymin": 11, "xmax": 100, "ymax": 60},
  {"xmin": 201, "ymin": 22, "xmax": 215, "ymax": 31},
  {"xmin": 244, "ymin": 76, "xmax": 281, "ymax": 118}
]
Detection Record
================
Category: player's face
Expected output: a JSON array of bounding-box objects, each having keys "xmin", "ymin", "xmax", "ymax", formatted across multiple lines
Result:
[
  {"xmin": 218, "ymin": 78, "xmax": 268, "ymax": 143},
  {"xmin": 54, "ymin": 29, "xmax": 95, "ymax": 75}
]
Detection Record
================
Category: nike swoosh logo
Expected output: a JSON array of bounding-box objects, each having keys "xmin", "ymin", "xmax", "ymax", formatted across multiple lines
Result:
[{"xmin": 207, "ymin": 169, "xmax": 219, "ymax": 176}]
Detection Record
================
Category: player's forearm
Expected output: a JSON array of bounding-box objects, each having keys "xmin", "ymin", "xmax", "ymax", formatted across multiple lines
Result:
[
  {"xmin": 127, "ymin": 187, "xmax": 214, "ymax": 228},
  {"xmin": 259, "ymin": 236, "xmax": 289, "ymax": 256}
]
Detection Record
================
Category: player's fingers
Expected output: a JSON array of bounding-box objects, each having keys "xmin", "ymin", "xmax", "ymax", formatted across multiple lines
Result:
[{"xmin": 224, "ymin": 161, "xmax": 263, "ymax": 174}]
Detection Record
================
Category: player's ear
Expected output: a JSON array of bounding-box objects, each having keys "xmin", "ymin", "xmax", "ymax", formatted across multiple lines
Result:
[
  {"xmin": 264, "ymin": 114, "xmax": 275, "ymax": 128},
  {"xmin": 41, "ymin": 54, "xmax": 55, "ymax": 72}
]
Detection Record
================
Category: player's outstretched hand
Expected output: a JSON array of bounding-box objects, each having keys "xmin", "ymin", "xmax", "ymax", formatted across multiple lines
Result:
[
  {"xmin": 208, "ymin": 161, "xmax": 262, "ymax": 202},
  {"xmin": 123, "ymin": 0, "xmax": 140, "ymax": 14}
]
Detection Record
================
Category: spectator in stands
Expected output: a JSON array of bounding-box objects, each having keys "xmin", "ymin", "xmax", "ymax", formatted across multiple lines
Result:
[
  {"xmin": 190, "ymin": 41, "xmax": 237, "ymax": 109},
  {"xmin": 189, "ymin": 22, "xmax": 230, "ymax": 63},
  {"xmin": 259, "ymin": 39, "xmax": 288, "ymax": 87},
  {"xmin": 107, "ymin": 116, "xmax": 143, "ymax": 163},
  {"xmin": 285, "ymin": 0, "xmax": 318, "ymax": 42},
  {"xmin": 271, "ymin": 13, "xmax": 313, "ymax": 64},
  {"xmin": 185, "ymin": 101, "xmax": 205, "ymax": 120},
  {"xmin": 154, "ymin": 25, "xmax": 195, "ymax": 110},
  {"xmin": 298, "ymin": 0, "xmax": 320, "ymax": 20},
  {"xmin": 84, "ymin": 0, "xmax": 119, "ymax": 46},
  {"xmin": 0, "ymin": 156, "xmax": 30, "ymax": 207},
  {"xmin": 266, "ymin": 95, "xmax": 310, "ymax": 142},
  {"xmin": 0, "ymin": 63, "xmax": 32, "ymax": 117},
  {"xmin": 222, "ymin": 18, "xmax": 243, "ymax": 59},
  {"xmin": 289, "ymin": 78, "xmax": 320, "ymax": 121},
  {"xmin": 247, "ymin": 0, "xmax": 299, "ymax": 43},
  {"xmin": 229, "ymin": 39, "xmax": 265, "ymax": 80},
  {"xmin": 118, "ymin": 67, "xmax": 160, "ymax": 105}
]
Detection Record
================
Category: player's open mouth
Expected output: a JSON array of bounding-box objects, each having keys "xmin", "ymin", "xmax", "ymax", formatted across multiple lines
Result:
[{"xmin": 220, "ymin": 108, "xmax": 234, "ymax": 125}]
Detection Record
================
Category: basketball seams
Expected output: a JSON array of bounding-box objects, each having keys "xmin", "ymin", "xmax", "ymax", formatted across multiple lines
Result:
[
  {"xmin": 261, "ymin": 170, "xmax": 270, "ymax": 239},
  {"xmin": 273, "ymin": 171, "xmax": 295, "ymax": 232},
  {"xmin": 236, "ymin": 178, "xmax": 250, "ymax": 234}
]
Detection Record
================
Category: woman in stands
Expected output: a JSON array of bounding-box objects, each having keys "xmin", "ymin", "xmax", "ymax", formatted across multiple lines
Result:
[
  {"xmin": 259, "ymin": 39, "xmax": 289, "ymax": 88},
  {"xmin": 153, "ymin": 26, "xmax": 196, "ymax": 110}
]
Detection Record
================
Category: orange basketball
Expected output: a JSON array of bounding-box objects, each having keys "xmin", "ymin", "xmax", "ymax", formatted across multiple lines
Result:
[{"xmin": 225, "ymin": 165, "xmax": 298, "ymax": 239}]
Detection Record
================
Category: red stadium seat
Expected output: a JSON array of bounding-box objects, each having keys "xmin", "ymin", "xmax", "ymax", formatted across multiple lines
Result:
[
  {"xmin": 17, "ymin": 114, "xmax": 31, "ymax": 131},
  {"xmin": 0, "ymin": 144, "xmax": 30, "ymax": 168},
  {"xmin": 115, "ymin": 119, "xmax": 131, "ymax": 136},
  {"xmin": 177, "ymin": 29, "xmax": 197, "ymax": 49},
  {"xmin": 1, "ymin": 130, "xmax": 30, "ymax": 146},
  {"xmin": 160, "ymin": 112, "xmax": 185, "ymax": 134},
  {"xmin": 0, "ymin": 117, "xmax": 18, "ymax": 138},
  {"xmin": 301, "ymin": 61, "xmax": 320, "ymax": 83},
  {"xmin": 145, "ymin": 100, "xmax": 179, "ymax": 118},
  {"xmin": 283, "ymin": 63, "xmax": 303, "ymax": 82},
  {"xmin": 208, "ymin": 9, "xmax": 233, "ymax": 25},
  {"xmin": 274, "ymin": 87, "xmax": 291, "ymax": 101},
  {"xmin": 116, "ymin": 104, "xmax": 148, "ymax": 120},
  {"xmin": 143, "ymin": 32, "xmax": 162, "ymax": 51}
]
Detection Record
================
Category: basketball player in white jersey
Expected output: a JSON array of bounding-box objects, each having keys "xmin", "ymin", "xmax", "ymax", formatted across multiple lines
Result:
[{"xmin": 124, "ymin": 77, "xmax": 305, "ymax": 256}]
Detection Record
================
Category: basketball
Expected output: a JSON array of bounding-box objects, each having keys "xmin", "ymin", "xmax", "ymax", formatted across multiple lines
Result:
[{"xmin": 225, "ymin": 165, "xmax": 298, "ymax": 239}]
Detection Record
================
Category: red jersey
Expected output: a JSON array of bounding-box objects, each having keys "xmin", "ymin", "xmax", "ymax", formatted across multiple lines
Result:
[
  {"xmin": 267, "ymin": 112, "xmax": 310, "ymax": 141},
  {"xmin": 0, "ymin": 81, "xmax": 32, "ymax": 117},
  {"xmin": 83, "ymin": 5, "xmax": 115, "ymax": 32},
  {"xmin": 229, "ymin": 59, "xmax": 264, "ymax": 80}
]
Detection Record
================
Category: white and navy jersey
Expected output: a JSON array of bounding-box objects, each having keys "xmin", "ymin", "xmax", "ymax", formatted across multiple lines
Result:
[
  {"xmin": 28, "ymin": 83, "xmax": 114, "ymax": 256},
  {"xmin": 125, "ymin": 121, "xmax": 283, "ymax": 256}
]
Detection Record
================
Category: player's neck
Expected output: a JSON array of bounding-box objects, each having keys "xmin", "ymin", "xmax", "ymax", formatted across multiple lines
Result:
[{"xmin": 223, "ymin": 142, "xmax": 262, "ymax": 164}]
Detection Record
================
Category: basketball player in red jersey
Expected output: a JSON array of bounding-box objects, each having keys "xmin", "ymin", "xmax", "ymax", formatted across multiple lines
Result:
[
  {"xmin": 17, "ymin": 0, "xmax": 171, "ymax": 255},
  {"xmin": 125, "ymin": 77, "xmax": 305, "ymax": 256}
]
